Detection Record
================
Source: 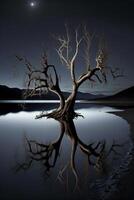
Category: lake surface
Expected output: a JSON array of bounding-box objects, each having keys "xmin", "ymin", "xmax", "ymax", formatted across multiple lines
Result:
[{"xmin": 0, "ymin": 105, "xmax": 133, "ymax": 200}]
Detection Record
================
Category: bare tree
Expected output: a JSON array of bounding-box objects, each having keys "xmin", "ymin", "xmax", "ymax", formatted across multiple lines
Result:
[{"xmin": 16, "ymin": 25, "xmax": 123, "ymax": 120}]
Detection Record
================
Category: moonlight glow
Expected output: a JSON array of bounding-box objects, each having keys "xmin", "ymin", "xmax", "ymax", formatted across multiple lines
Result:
[{"xmin": 30, "ymin": 1, "xmax": 37, "ymax": 8}]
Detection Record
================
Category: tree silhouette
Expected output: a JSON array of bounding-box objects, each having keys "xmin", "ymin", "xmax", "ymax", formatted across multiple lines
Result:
[{"xmin": 16, "ymin": 25, "xmax": 123, "ymax": 120}]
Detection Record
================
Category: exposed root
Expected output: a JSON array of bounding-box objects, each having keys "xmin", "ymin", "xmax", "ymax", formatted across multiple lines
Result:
[{"xmin": 35, "ymin": 109, "xmax": 84, "ymax": 121}]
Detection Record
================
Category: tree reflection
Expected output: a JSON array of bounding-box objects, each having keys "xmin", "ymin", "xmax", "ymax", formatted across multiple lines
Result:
[{"xmin": 15, "ymin": 118, "xmax": 122, "ymax": 191}]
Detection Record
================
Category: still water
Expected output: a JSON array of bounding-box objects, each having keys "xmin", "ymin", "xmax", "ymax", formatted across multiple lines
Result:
[{"xmin": 0, "ymin": 105, "xmax": 132, "ymax": 200}]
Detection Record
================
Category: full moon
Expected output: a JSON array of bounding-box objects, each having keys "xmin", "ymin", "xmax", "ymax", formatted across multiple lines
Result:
[{"xmin": 30, "ymin": 1, "xmax": 36, "ymax": 8}]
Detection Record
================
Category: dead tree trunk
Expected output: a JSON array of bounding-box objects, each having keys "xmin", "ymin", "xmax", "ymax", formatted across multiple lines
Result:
[
  {"xmin": 18, "ymin": 25, "xmax": 123, "ymax": 120},
  {"xmin": 61, "ymin": 84, "xmax": 78, "ymax": 119}
]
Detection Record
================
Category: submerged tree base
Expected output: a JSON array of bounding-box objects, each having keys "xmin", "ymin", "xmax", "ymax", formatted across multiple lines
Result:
[{"xmin": 36, "ymin": 109, "xmax": 83, "ymax": 121}]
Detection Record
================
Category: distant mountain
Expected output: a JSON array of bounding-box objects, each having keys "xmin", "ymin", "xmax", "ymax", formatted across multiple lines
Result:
[
  {"xmin": 76, "ymin": 91, "xmax": 104, "ymax": 100},
  {"xmin": 0, "ymin": 85, "xmax": 22, "ymax": 100},
  {"xmin": 112, "ymin": 86, "xmax": 134, "ymax": 99},
  {"xmin": 0, "ymin": 85, "xmax": 133, "ymax": 101},
  {"xmin": 0, "ymin": 85, "xmax": 104, "ymax": 100},
  {"xmin": 100, "ymin": 86, "xmax": 134, "ymax": 101}
]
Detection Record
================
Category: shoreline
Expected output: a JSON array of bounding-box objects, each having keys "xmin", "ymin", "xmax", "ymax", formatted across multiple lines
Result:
[{"xmin": 107, "ymin": 108, "xmax": 134, "ymax": 200}]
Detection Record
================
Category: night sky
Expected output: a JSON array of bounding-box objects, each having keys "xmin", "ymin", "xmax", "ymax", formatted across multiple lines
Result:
[{"xmin": 0, "ymin": 0, "xmax": 134, "ymax": 94}]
